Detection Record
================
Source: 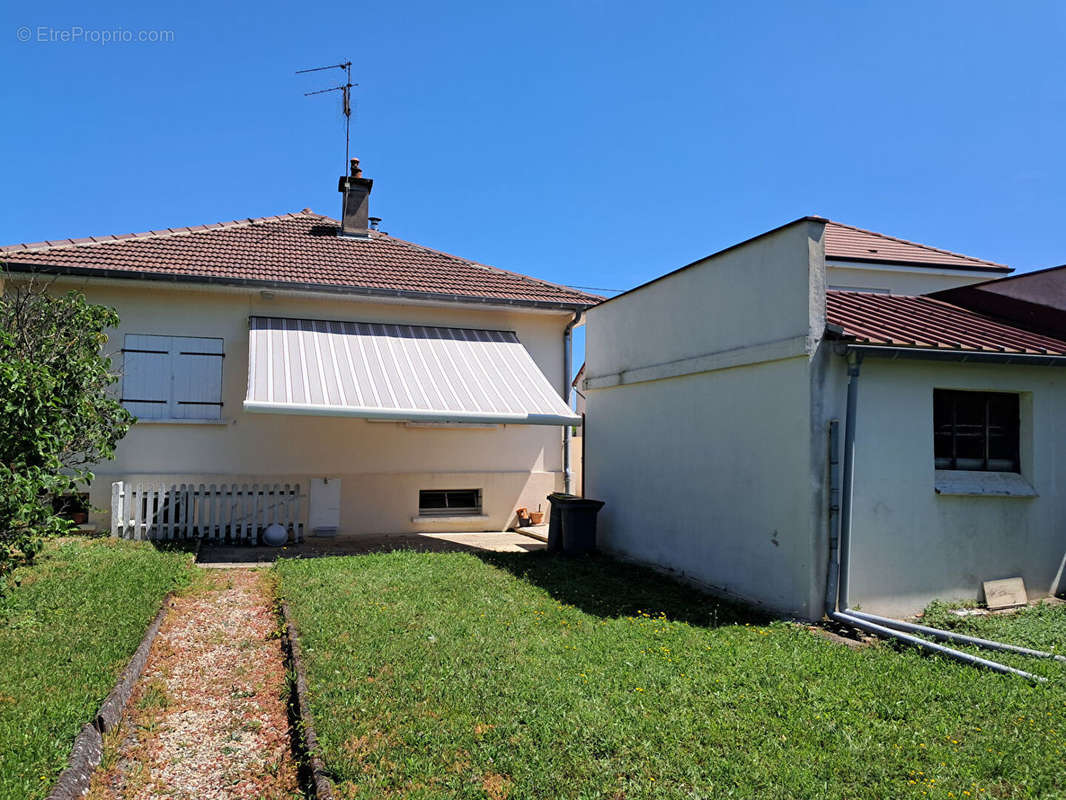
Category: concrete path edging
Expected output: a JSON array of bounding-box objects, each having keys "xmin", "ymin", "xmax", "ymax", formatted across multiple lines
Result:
[
  {"xmin": 45, "ymin": 593, "xmax": 175, "ymax": 800},
  {"xmin": 280, "ymin": 600, "xmax": 336, "ymax": 800}
]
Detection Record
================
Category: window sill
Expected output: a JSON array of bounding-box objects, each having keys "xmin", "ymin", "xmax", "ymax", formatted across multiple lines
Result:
[
  {"xmin": 134, "ymin": 418, "xmax": 229, "ymax": 426},
  {"xmin": 934, "ymin": 470, "xmax": 1037, "ymax": 498},
  {"xmin": 411, "ymin": 514, "xmax": 490, "ymax": 523}
]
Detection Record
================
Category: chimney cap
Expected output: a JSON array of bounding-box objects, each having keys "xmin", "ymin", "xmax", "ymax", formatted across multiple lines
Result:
[{"xmin": 349, "ymin": 157, "xmax": 362, "ymax": 178}]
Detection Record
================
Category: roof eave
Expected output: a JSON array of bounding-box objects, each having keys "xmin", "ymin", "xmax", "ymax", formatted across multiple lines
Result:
[
  {"xmin": 0, "ymin": 261, "xmax": 599, "ymax": 312},
  {"xmin": 845, "ymin": 343, "xmax": 1066, "ymax": 367},
  {"xmin": 827, "ymin": 255, "xmax": 1011, "ymax": 273}
]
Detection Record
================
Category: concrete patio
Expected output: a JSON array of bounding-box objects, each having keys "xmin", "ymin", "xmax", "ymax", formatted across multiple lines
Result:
[{"xmin": 196, "ymin": 531, "xmax": 545, "ymax": 567}]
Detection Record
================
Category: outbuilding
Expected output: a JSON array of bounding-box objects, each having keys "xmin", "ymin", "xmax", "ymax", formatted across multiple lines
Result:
[{"xmin": 583, "ymin": 218, "xmax": 1066, "ymax": 618}]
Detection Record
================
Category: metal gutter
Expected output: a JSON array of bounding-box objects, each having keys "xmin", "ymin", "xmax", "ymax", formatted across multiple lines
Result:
[
  {"xmin": 0, "ymin": 262, "xmax": 598, "ymax": 313},
  {"xmin": 846, "ymin": 344, "xmax": 1066, "ymax": 367}
]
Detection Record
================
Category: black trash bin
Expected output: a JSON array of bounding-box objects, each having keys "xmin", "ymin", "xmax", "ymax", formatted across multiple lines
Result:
[
  {"xmin": 546, "ymin": 493, "xmax": 605, "ymax": 556},
  {"xmin": 546, "ymin": 492, "xmax": 571, "ymax": 553}
]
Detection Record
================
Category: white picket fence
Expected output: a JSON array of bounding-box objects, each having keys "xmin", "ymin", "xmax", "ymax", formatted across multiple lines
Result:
[{"xmin": 111, "ymin": 481, "xmax": 305, "ymax": 543}]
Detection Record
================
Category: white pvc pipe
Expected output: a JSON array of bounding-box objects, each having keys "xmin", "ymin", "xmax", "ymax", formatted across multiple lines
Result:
[
  {"xmin": 846, "ymin": 609, "xmax": 1066, "ymax": 663},
  {"xmin": 831, "ymin": 611, "xmax": 1046, "ymax": 683}
]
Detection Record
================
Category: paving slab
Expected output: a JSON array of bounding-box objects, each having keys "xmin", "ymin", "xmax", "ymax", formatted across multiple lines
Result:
[{"xmin": 197, "ymin": 531, "xmax": 544, "ymax": 567}]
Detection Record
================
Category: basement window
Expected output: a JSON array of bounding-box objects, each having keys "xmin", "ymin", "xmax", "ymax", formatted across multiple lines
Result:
[
  {"xmin": 934, "ymin": 390, "xmax": 1020, "ymax": 472},
  {"xmin": 418, "ymin": 489, "xmax": 482, "ymax": 517}
]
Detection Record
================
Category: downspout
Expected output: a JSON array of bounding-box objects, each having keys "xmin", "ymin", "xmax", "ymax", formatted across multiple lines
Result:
[
  {"xmin": 825, "ymin": 349, "xmax": 1053, "ymax": 682},
  {"xmin": 562, "ymin": 312, "xmax": 582, "ymax": 495},
  {"xmin": 836, "ymin": 351, "xmax": 862, "ymax": 612}
]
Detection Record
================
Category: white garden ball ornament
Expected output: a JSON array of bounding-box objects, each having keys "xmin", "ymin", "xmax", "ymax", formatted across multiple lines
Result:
[{"xmin": 262, "ymin": 523, "xmax": 288, "ymax": 547}]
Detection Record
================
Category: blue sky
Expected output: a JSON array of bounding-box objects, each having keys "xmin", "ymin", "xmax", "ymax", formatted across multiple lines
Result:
[{"xmin": 3, "ymin": 1, "xmax": 1066, "ymax": 363}]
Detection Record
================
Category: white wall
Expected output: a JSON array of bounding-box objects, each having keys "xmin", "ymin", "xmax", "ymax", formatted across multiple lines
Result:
[
  {"xmin": 827, "ymin": 262, "xmax": 999, "ymax": 295},
  {"xmin": 584, "ymin": 219, "xmax": 828, "ymax": 617},
  {"xmin": 840, "ymin": 358, "xmax": 1066, "ymax": 616},
  {"xmin": 36, "ymin": 277, "xmax": 573, "ymax": 536}
]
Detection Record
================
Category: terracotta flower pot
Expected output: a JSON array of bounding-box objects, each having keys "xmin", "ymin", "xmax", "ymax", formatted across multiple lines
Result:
[{"xmin": 529, "ymin": 511, "xmax": 545, "ymax": 525}]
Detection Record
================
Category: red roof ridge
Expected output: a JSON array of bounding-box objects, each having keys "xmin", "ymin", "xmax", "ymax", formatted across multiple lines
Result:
[
  {"xmin": 825, "ymin": 220, "xmax": 1007, "ymax": 269},
  {"xmin": 0, "ymin": 209, "xmax": 325, "ymax": 254}
]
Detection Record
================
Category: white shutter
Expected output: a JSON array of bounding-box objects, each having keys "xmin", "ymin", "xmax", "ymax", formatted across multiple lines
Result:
[
  {"xmin": 123, "ymin": 334, "xmax": 224, "ymax": 420},
  {"xmin": 171, "ymin": 337, "xmax": 224, "ymax": 419},
  {"xmin": 122, "ymin": 335, "xmax": 171, "ymax": 419}
]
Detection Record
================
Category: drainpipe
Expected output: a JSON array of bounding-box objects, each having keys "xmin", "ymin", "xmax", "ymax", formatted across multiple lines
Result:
[
  {"xmin": 836, "ymin": 351, "xmax": 862, "ymax": 612},
  {"xmin": 562, "ymin": 312, "xmax": 581, "ymax": 495},
  {"xmin": 823, "ymin": 419, "xmax": 841, "ymax": 616},
  {"xmin": 825, "ymin": 348, "xmax": 1053, "ymax": 682}
]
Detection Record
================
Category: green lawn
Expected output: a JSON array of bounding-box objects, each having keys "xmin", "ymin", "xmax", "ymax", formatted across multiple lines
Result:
[
  {"xmin": 277, "ymin": 550, "xmax": 1066, "ymax": 800},
  {"xmin": 0, "ymin": 537, "xmax": 194, "ymax": 800}
]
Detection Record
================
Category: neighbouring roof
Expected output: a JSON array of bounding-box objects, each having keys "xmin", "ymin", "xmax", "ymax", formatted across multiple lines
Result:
[
  {"xmin": 572, "ymin": 362, "xmax": 585, "ymax": 388},
  {"xmin": 826, "ymin": 290, "xmax": 1066, "ymax": 356},
  {"xmin": 823, "ymin": 220, "xmax": 1009, "ymax": 272},
  {"xmin": 0, "ymin": 210, "xmax": 601, "ymax": 309},
  {"xmin": 933, "ymin": 264, "xmax": 1066, "ymax": 339}
]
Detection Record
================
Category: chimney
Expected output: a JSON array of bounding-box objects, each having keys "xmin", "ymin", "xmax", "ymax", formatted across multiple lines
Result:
[{"xmin": 337, "ymin": 157, "xmax": 373, "ymax": 238}]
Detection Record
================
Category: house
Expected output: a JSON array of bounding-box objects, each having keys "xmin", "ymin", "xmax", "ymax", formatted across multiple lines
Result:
[
  {"xmin": 0, "ymin": 159, "xmax": 600, "ymax": 538},
  {"xmin": 572, "ymin": 363, "xmax": 586, "ymax": 423},
  {"xmin": 582, "ymin": 217, "xmax": 1066, "ymax": 618}
]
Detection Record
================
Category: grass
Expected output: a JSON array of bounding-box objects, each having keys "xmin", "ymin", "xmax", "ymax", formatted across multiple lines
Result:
[
  {"xmin": 0, "ymin": 537, "xmax": 194, "ymax": 800},
  {"xmin": 277, "ymin": 550, "xmax": 1066, "ymax": 800}
]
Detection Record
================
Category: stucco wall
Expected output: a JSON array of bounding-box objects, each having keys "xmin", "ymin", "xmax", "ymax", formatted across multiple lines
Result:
[
  {"xmin": 827, "ymin": 263, "xmax": 994, "ymax": 295},
  {"xmin": 584, "ymin": 219, "xmax": 827, "ymax": 617},
  {"xmin": 839, "ymin": 357, "xmax": 1066, "ymax": 616},
  {"xmin": 586, "ymin": 357, "xmax": 817, "ymax": 613},
  {"xmin": 37, "ymin": 277, "xmax": 573, "ymax": 536}
]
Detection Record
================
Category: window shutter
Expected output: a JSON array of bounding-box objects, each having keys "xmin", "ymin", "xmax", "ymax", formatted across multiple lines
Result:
[
  {"xmin": 122, "ymin": 334, "xmax": 224, "ymax": 420},
  {"xmin": 122, "ymin": 335, "xmax": 171, "ymax": 419},
  {"xmin": 171, "ymin": 336, "xmax": 224, "ymax": 419}
]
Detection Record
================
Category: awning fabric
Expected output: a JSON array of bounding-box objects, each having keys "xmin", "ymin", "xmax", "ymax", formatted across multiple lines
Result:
[{"xmin": 244, "ymin": 316, "xmax": 580, "ymax": 426}]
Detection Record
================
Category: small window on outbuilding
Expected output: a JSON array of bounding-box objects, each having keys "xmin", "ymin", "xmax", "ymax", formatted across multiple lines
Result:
[
  {"xmin": 418, "ymin": 489, "xmax": 482, "ymax": 516},
  {"xmin": 934, "ymin": 389, "xmax": 1019, "ymax": 472}
]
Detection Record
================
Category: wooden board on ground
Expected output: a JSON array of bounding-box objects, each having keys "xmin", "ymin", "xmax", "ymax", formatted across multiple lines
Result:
[{"xmin": 983, "ymin": 577, "xmax": 1028, "ymax": 610}]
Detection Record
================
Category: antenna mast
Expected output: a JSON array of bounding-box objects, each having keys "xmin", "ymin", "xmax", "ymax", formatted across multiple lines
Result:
[{"xmin": 297, "ymin": 60, "xmax": 356, "ymax": 171}]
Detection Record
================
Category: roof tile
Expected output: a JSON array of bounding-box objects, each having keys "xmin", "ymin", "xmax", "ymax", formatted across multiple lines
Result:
[
  {"xmin": 0, "ymin": 210, "xmax": 600, "ymax": 307},
  {"xmin": 827, "ymin": 290, "xmax": 1066, "ymax": 355},
  {"xmin": 824, "ymin": 221, "xmax": 1008, "ymax": 271}
]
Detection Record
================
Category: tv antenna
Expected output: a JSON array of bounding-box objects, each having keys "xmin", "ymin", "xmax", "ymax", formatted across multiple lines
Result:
[{"xmin": 297, "ymin": 60, "xmax": 357, "ymax": 171}]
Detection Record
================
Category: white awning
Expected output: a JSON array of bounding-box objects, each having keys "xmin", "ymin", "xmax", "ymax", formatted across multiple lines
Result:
[{"xmin": 244, "ymin": 316, "xmax": 580, "ymax": 426}]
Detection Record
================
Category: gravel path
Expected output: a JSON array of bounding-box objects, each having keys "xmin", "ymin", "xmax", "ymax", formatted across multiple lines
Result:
[{"xmin": 88, "ymin": 570, "xmax": 301, "ymax": 800}]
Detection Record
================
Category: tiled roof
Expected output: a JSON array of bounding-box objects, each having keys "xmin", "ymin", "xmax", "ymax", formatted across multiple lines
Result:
[
  {"xmin": 826, "ymin": 290, "xmax": 1066, "ymax": 356},
  {"xmin": 824, "ymin": 221, "xmax": 1009, "ymax": 271},
  {"xmin": 0, "ymin": 210, "xmax": 601, "ymax": 308}
]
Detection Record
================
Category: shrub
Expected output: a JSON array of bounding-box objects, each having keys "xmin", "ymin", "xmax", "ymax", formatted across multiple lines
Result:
[{"xmin": 0, "ymin": 275, "xmax": 133, "ymax": 587}]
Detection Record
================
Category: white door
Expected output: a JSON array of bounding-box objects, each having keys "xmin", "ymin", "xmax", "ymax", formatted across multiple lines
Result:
[{"xmin": 309, "ymin": 478, "xmax": 341, "ymax": 535}]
